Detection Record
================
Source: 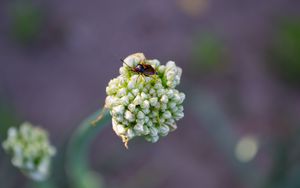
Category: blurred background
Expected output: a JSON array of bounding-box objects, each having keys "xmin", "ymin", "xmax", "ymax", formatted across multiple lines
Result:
[{"xmin": 1, "ymin": 0, "xmax": 300, "ymax": 187}]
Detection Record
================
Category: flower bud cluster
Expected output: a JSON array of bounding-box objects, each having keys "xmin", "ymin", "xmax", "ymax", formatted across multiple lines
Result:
[
  {"xmin": 2, "ymin": 122, "xmax": 56, "ymax": 181},
  {"xmin": 105, "ymin": 53, "xmax": 185, "ymax": 147}
]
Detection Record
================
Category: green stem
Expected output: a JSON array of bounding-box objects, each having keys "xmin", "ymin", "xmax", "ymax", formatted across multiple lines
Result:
[
  {"xmin": 28, "ymin": 180, "xmax": 56, "ymax": 188},
  {"xmin": 191, "ymin": 91, "xmax": 262, "ymax": 188},
  {"xmin": 66, "ymin": 108, "xmax": 111, "ymax": 188}
]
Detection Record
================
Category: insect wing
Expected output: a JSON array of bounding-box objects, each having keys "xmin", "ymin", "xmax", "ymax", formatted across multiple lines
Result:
[{"xmin": 143, "ymin": 65, "xmax": 156, "ymax": 76}]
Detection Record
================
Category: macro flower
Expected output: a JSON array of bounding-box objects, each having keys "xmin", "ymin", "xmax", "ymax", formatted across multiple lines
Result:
[
  {"xmin": 105, "ymin": 53, "xmax": 185, "ymax": 148},
  {"xmin": 2, "ymin": 122, "xmax": 56, "ymax": 181}
]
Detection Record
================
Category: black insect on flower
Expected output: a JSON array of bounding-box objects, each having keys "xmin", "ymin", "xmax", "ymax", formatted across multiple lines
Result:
[{"xmin": 120, "ymin": 56, "xmax": 158, "ymax": 79}]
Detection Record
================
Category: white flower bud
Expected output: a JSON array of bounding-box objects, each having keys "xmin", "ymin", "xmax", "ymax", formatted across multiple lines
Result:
[
  {"xmin": 143, "ymin": 125, "xmax": 150, "ymax": 135},
  {"xmin": 166, "ymin": 61, "xmax": 176, "ymax": 67},
  {"xmin": 160, "ymin": 95, "xmax": 169, "ymax": 103},
  {"xmin": 127, "ymin": 128, "xmax": 135, "ymax": 139},
  {"xmin": 134, "ymin": 123, "xmax": 144, "ymax": 135},
  {"xmin": 115, "ymin": 115, "xmax": 124, "ymax": 122},
  {"xmin": 128, "ymin": 80, "xmax": 136, "ymax": 90},
  {"xmin": 147, "ymin": 121, "xmax": 153, "ymax": 127},
  {"xmin": 125, "ymin": 110, "xmax": 135, "ymax": 122},
  {"xmin": 142, "ymin": 108, "xmax": 150, "ymax": 115},
  {"xmin": 168, "ymin": 102, "xmax": 176, "ymax": 109},
  {"xmin": 158, "ymin": 125, "xmax": 170, "ymax": 136},
  {"xmin": 140, "ymin": 92, "xmax": 148, "ymax": 100},
  {"xmin": 105, "ymin": 96, "xmax": 117, "ymax": 108},
  {"xmin": 119, "ymin": 67, "xmax": 128, "ymax": 76},
  {"xmin": 149, "ymin": 97, "xmax": 158, "ymax": 106},
  {"xmin": 174, "ymin": 112, "xmax": 184, "ymax": 120},
  {"xmin": 161, "ymin": 104, "xmax": 167, "ymax": 111},
  {"xmin": 128, "ymin": 103, "xmax": 136, "ymax": 112},
  {"xmin": 149, "ymin": 88, "xmax": 156, "ymax": 95},
  {"xmin": 157, "ymin": 89, "xmax": 165, "ymax": 97},
  {"xmin": 132, "ymin": 88, "xmax": 139, "ymax": 96},
  {"xmin": 179, "ymin": 93, "xmax": 186, "ymax": 103},
  {"xmin": 163, "ymin": 111, "xmax": 172, "ymax": 119},
  {"xmin": 144, "ymin": 116, "xmax": 150, "ymax": 123},
  {"xmin": 148, "ymin": 59, "xmax": 160, "ymax": 67},
  {"xmin": 136, "ymin": 119, "xmax": 145, "ymax": 125},
  {"xmin": 149, "ymin": 127, "xmax": 158, "ymax": 137},
  {"xmin": 133, "ymin": 95, "xmax": 142, "ymax": 105},
  {"xmin": 169, "ymin": 123, "xmax": 177, "ymax": 131},
  {"xmin": 2, "ymin": 122, "xmax": 56, "ymax": 181},
  {"xmin": 116, "ymin": 88, "xmax": 127, "ymax": 97},
  {"xmin": 120, "ymin": 96, "xmax": 129, "ymax": 105},
  {"xmin": 127, "ymin": 92, "xmax": 134, "ymax": 100},
  {"xmin": 145, "ymin": 135, "xmax": 159, "ymax": 143},
  {"xmin": 170, "ymin": 106, "xmax": 178, "ymax": 113},
  {"xmin": 141, "ymin": 100, "xmax": 150, "ymax": 109},
  {"xmin": 154, "ymin": 83, "xmax": 163, "ymax": 90},
  {"xmin": 137, "ymin": 111, "xmax": 145, "ymax": 119},
  {"xmin": 124, "ymin": 53, "xmax": 146, "ymax": 67},
  {"xmin": 112, "ymin": 105, "xmax": 125, "ymax": 115},
  {"xmin": 115, "ymin": 124, "xmax": 126, "ymax": 135},
  {"xmin": 173, "ymin": 93, "xmax": 182, "ymax": 103},
  {"xmin": 166, "ymin": 89, "xmax": 174, "ymax": 98},
  {"xmin": 158, "ymin": 65, "xmax": 166, "ymax": 74},
  {"xmin": 8, "ymin": 128, "xmax": 17, "ymax": 138}
]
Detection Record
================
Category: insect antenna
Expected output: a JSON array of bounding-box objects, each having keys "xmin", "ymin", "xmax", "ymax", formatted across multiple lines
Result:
[{"xmin": 120, "ymin": 59, "xmax": 132, "ymax": 68}]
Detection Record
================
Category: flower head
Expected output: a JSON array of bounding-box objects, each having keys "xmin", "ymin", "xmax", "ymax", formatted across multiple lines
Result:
[
  {"xmin": 105, "ymin": 53, "xmax": 185, "ymax": 147},
  {"xmin": 2, "ymin": 122, "xmax": 56, "ymax": 181}
]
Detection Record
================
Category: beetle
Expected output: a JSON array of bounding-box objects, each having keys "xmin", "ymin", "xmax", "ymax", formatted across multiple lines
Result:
[{"xmin": 120, "ymin": 58, "xmax": 158, "ymax": 81}]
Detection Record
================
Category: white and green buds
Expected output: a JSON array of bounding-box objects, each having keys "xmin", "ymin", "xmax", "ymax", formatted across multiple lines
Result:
[
  {"xmin": 105, "ymin": 53, "xmax": 185, "ymax": 147},
  {"xmin": 2, "ymin": 122, "xmax": 56, "ymax": 181}
]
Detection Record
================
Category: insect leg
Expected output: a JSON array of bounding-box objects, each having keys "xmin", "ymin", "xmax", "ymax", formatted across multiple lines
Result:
[
  {"xmin": 141, "ymin": 74, "xmax": 146, "ymax": 82},
  {"xmin": 136, "ymin": 74, "xmax": 141, "ymax": 85},
  {"xmin": 150, "ymin": 74, "xmax": 158, "ymax": 82}
]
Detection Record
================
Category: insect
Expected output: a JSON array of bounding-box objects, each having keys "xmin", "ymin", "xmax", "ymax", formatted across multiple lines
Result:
[{"xmin": 120, "ymin": 58, "xmax": 158, "ymax": 82}]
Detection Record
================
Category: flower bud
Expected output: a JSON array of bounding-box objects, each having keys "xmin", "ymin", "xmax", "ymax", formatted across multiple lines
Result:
[
  {"xmin": 104, "ymin": 53, "xmax": 185, "ymax": 147},
  {"xmin": 2, "ymin": 122, "xmax": 56, "ymax": 181}
]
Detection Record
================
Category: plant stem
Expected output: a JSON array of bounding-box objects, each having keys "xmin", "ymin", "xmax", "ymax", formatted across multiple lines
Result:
[
  {"xmin": 191, "ymin": 91, "xmax": 262, "ymax": 188},
  {"xmin": 66, "ymin": 108, "xmax": 110, "ymax": 188}
]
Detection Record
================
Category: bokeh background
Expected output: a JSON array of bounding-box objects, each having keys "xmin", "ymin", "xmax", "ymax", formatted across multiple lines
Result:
[{"xmin": 1, "ymin": 0, "xmax": 300, "ymax": 188}]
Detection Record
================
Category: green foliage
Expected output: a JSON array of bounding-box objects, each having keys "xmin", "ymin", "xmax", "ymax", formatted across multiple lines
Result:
[
  {"xmin": 10, "ymin": 1, "xmax": 43, "ymax": 44},
  {"xmin": 191, "ymin": 33, "xmax": 225, "ymax": 74},
  {"xmin": 270, "ymin": 19, "xmax": 300, "ymax": 85},
  {"xmin": 263, "ymin": 133, "xmax": 300, "ymax": 188},
  {"xmin": 0, "ymin": 99, "xmax": 20, "ymax": 188},
  {"xmin": 0, "ymin": 101, "xmax": 19, "ymax": 139}
]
